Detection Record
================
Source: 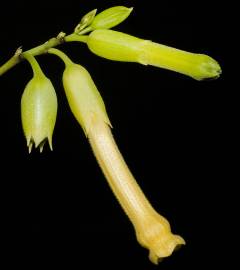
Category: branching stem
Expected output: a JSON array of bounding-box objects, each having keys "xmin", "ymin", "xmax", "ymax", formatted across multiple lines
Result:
[{"xmin": 0, "ymin": 34, "xmax": 87, "ymax": 76}]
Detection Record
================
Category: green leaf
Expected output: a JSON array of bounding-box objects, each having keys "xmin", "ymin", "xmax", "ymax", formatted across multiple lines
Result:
[
  {"xmin": 74, "ymin": 9, "xmax": 97, "ymax": 34},
  {"xmin": 91, "ymin": 6, "xmax": 133, "ymax": 30}
]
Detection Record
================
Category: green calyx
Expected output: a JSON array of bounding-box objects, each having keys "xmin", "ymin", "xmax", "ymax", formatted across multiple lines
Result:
[
  {"xmin": 21, "ymin": 54, "xmax": 57, "ymax": 153},
  {"xmin": 48, "ymin": 48, "xmax": 111, "ymax": 135}
]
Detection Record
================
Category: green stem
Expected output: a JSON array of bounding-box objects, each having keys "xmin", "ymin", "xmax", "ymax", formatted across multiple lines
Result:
[
  {"xmin": 0, "ymin": 34, "xmax": 87, "ymax": 76},
  {"xmin": 27, "ymin": 38, "xmax": 60, "ymax": 56},
  {"xmin": 0, "ymin": 54, "xmax": 21, "ymax": 76},
  {"xmin": 22, "ymin": 53, "xmax": 44, "ymax": 77},
  {"xmin": 65, "ymin": 33, "xmax": 88, "ymax": 43},
  {"xmin": 0, "ymin": 37, "xmax": 61, "ymax": 76},
  {"xmin": 48, "ymin": 48, "xmax": 73, "ymax": 66}
]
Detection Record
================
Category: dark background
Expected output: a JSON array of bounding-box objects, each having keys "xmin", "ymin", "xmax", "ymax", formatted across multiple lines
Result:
[{"xmin": 0, "ymin": 0, "xmax": 229, "ymax": 268}]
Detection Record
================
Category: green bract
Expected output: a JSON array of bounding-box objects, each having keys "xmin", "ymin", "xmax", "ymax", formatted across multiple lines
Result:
[
  {"xmin": 86, "ymin": 29, "xmax": 222, "ymax": 80},
  {"xmin": 21, "ymin": 54, "xmax": 57, "ymax": 152},
  {"xmin": 91, "ymin": 6, "xmax": 133, "ymax": 30}
]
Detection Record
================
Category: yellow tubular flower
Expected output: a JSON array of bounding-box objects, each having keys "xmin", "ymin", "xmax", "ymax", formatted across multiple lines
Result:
[
  {"xmin": 86, "ymin": 29, "xmax": 221, "ymax": 80},
  {"xmin": 21, "ymin": 53, "xmax": 57, "ymax": 153},
  {"xmin": 48, "ymin": 48, "xmax": 185, "ymax": 264}
]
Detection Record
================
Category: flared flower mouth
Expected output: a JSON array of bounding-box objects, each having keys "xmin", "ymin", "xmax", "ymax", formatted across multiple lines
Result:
[
  {"xmin": 135, "ymin": 214, "xmax": 186, "ymax": 264},
  {"xmin": 148, "ymin": 234, "xmax": 185, "ymax": 264}
]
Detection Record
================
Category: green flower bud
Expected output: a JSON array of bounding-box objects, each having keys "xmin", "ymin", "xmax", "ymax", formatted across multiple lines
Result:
[
  {"xmin": 48, "ymin": 48, "xmax": 110, "ymax": 135},
  {"xmin": 21, "ymin": 54, "xmax": 57, "ymax": 153},
  {"xmin": 86, "ymin": 29, "xmax": 222, "ymax": 80},
  {"xmin": 74, "ymin": 9, "xmax": 97, "ymax": 34},
  {"xmin": 91, "ymin": 6, "xmax": 133, "ymax": 30}
]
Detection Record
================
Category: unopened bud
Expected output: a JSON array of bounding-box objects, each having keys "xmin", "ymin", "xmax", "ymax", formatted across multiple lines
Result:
[
  {"xmin": 86, "ymin": 29, "xmax": 221, "ymax": 80},
  {"xmin": 91, "ymin": 6, "xmax": 133, "ymax": 30}
]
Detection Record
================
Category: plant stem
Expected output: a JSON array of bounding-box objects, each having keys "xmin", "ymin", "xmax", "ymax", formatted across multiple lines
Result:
[
  {"xmin": 0, "ymin": 34, "xmax": 87, "ymax": 76},
  {"xmin": 0, "ymin": 54, "xmax": 21, "ymax": 76},
  {"xmin": 64, "ymin": 33, "xmax": 88, "ymax": 43},
  {"xmin": 48, "ymin": 48, "xmax": 73, "ymax": 66},
  {"xmin": 22, "ymin": 53, "xmax": 45, "ymax": 77}
]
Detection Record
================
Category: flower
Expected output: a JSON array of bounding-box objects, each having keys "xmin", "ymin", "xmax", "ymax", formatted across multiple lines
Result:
[
  {"xmin": 21, "ymin": 54, "xmax": 57, "ymax": 153},
  {"xmin": 48, "ymin": 48, "xmax": 185, "ymax": 264},
  {"xmin": 86, "ymin": 29, "xmax": 222, "ymax": 80}
]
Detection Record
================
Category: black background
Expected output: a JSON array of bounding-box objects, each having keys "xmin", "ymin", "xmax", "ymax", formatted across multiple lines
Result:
[{"xmin": 0, "ymin": 0, "xmax": 230, "ymax": 268}]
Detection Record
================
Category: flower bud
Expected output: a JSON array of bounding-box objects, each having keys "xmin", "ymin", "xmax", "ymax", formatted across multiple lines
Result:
[
  {"xmin": 91, "ymin": 6, "xmax": 133, "ymax": 30},
  {"xmin": 86, "ymin": 29, "xmax": 221, "ymax": 80},
  {"xmin": 74, "ymin": 9, "xmax": 97, "ymax": 34},
  {"xmin": 21, "ymin": 54, "xmax": 57, "ymax": 152}
]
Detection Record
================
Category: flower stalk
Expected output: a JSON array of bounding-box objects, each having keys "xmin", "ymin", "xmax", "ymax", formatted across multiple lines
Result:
[{"xmin": 48, "ymin": 48, "xmax": 185, "ymax": 264}]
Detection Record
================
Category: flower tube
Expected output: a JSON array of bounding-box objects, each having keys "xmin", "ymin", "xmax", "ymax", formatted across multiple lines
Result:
[
  {"xmin": 85, "ymin": 29, "xmax": 221, "ymax": 80},
  {"xmin": 48, "ymin": 48, "xmax": 185, "ymax": 264}
]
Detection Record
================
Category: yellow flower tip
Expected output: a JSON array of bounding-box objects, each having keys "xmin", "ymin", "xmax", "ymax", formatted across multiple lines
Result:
[
  {"xmin": 196, "ymin": 54, "xmax": 222, "ymax": 81},
  {"xmin": 138, "ymin": 230, "xmax": 185, "ymax": 264},
  {"xmin": 136, "ymin": 214, "xmax": 185, "ymax": 264},
  {"xmin": 148, "ymin": 234, "xmax": 185, "ymax": 264}
]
